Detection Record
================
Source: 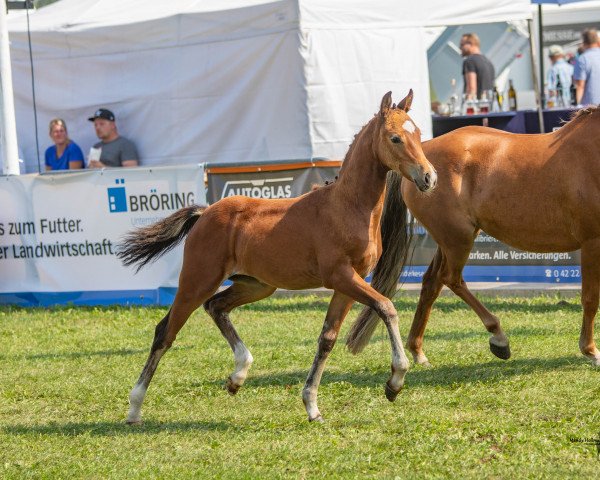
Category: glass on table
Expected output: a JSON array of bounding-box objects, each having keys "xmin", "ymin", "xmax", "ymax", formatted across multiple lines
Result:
[
  {"xmin": 463, "ymin": 94, "xmax": 477, "ymax": 115},
  {"xmin": 478, "ymin": 90, "xmax": 492, "ymax": 114}
]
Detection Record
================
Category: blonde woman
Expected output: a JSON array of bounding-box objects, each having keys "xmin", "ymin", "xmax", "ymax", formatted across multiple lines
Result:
[{"xmin": 44, "ymin": 118, "xmax": 84, "ymax": 170}]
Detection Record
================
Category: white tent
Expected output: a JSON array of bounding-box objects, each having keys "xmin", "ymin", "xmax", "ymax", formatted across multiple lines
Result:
[{"xmin": 6, "ymin": 0, "xmax": 532, "ymax": 172}]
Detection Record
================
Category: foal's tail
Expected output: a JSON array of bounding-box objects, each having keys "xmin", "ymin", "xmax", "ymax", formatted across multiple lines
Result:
[
  {"xmin": 346, "ymin": 171, "xmax": 413, "ymax": 354},
  {"xmin": 117, "ymin": 205, "xmax": 206, "ymax": 272}
]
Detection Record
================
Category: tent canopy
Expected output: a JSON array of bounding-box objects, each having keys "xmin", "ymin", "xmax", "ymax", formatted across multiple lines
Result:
[{"xmin": 7, "ymin": 0, "xmax": 531, "ymax": 172}]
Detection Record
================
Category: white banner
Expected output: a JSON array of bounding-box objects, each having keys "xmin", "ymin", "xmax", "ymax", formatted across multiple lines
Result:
[{"xmin": 0, "ymin": 165, "xmax": 206, "ymax": 306}]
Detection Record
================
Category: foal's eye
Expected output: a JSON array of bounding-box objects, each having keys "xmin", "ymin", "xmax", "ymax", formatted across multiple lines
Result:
[{"xmin": 390, "ymin": 135, "xmax": 403, "ymax": 144}]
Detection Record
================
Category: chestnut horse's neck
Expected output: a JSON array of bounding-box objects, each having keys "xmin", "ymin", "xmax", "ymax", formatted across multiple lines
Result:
[{"xmin": 334, "ymin": 118, "xmax": 388, "ymax": 212}]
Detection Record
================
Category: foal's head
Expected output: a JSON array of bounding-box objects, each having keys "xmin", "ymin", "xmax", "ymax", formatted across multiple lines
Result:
[{"xmin": 375, "ymin": 91, "xmax": 436, "ymax": 192}]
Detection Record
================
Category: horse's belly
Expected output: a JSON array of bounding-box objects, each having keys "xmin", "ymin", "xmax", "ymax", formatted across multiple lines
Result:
[
  {"xmin": 481, "ymin": 222, "xmax": 580, "ymax": 253},
  {"xmin": 237, "ymin": 267, "xmax": 323, "ymax": 291},
  {"xmin": 235, "ymin": 245, "xmax": 324, "ymax": 290}
]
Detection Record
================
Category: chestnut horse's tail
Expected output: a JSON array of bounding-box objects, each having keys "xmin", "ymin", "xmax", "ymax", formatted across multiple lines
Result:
[
  {"xmin": 346, "ymin": 171, "xmax": 413, "ymax": 354},
  {"xmin": 117, "ymin": 205, "xmax": 206, "ymax": 272}
]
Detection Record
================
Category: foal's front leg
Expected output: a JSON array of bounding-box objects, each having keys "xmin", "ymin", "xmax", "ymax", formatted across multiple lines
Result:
[
  {"xmin": 327, "ymin": 267, "xmax": 410, "ymax": 407},
  {"xmin": 334, "ymin": 267, "xmax": 410, "ymax": 399},
  {"xmin": 302, "ymin": 292, "xmax": 354, "ymax": 422}
]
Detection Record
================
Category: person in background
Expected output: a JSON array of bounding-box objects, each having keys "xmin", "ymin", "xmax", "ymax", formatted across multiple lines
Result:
[
  {"xmin": 460, "ymin": 33, "xmax": 495, "ymax": 99},
  {"xmin": 44, "ymin": 118, "xmax": 84, "ymax": 171},
  {"xmin": 547, "ymin": 45, "xmax": 573, "ymax": 107},
  {"xmin": 574, "ymin": 28, "xmax": 600, "ymax": 106},
  {"xmin": 87, "ymin": 108, "xmax": 139, "ymax": 168}
]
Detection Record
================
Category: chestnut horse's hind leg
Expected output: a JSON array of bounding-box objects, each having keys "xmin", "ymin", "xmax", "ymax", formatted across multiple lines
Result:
[
  {"xmin": 406, "ymin": 248, "xmax": 444, "ymax": 367},
  {"xmin": 126, "ymin": 270, "xmax": 224, "ymax": 424},
  {"xmin": 302, "ymin": 292, "xmax": 355, "ymax": 422},
  {"xmin": 203, "ymin": 275, "xmax": 277, "ymax": 394},
  {"xmin": 439, "ymin": 243, "xmax": 510, "ymax": 360},
  {"xmin": 408, "ymin": 242, "xmax": 510, "ymax": 365},
  {"xmin": 579, "ymin": 240, "xmax": 600, "ymax": 366}
]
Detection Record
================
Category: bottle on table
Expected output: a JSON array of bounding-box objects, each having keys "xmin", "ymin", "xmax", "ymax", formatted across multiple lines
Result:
[
  {"xmin": 508, "ymin": 80, "xmax": 517, "ymax": 111},
  {"xmin": 570, "ymin": 82, "xmax": 577, "ymax": 106},
  {"xmin": 493, "ymin": 86, "xmax": 503, "ymax": 112},
  {"xmin": 449, "ymin": 78, "xmax": 458, "ymax": 115},
  {"xmin": 546, "ymin": 90, "xmax": 556, "ymax": 109},
  {"xmin": 556, "ymin": 76, "xmax": 565, "ymax": 108}
]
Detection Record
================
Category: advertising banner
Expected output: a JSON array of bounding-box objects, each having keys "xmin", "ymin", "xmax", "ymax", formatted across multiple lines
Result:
[
  {"xmin": 206, "ymin": 159, "xmax": 342, "ymax": 203},
  {"xmin": 0, "ymin": 165, "xmax": 206, "ymax": 306},
  {"xmin": 0, "ymin": 161, "xmax": 581, "ymax": 307},
  {"xmin": 402, "ymin": 220, "xmax": 581, "ymax": 284}
]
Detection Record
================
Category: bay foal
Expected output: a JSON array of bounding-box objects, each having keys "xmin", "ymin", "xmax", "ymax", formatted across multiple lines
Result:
[{"xmin": 119, "ymin": 91, "xmax": 436, "ymax": 423}]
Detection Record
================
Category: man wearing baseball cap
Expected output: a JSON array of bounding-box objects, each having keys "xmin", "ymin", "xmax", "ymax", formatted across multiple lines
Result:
[
  {"xmin": 87, "ymin": 108, "xmax": 139, "ymax": 168},
  {"xmin": 547, "ymin": 44, "xmax": 573, "ymax": 107}
]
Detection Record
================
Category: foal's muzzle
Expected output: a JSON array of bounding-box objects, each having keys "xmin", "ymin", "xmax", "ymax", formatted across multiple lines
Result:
[{"xmin": 414, "ymin": 169, "xmax": 437, "ymax": 192}]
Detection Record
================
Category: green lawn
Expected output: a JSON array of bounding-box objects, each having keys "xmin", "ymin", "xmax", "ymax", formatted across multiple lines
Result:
[{"xmin": 1, "ymin": 294, "xmax": 599, "ymax": 479}]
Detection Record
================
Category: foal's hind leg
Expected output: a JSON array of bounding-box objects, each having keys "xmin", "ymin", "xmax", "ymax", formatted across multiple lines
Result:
[
  {"xmin": 203, "ymin": 275, "xmax": 276, "ymax": 394},
  {"xmin": 126, "ymin": 269, "xmax": 224, "ymax": 424},
  {"xmin": 579, "ymin": 240, "xmax": 600, "ymax": 365},
  {"xmin": 302, "ymin": 292, "xmax": 355, "ymax": 422}
]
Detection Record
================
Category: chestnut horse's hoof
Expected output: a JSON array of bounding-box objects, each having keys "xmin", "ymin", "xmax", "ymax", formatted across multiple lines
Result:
[
  {"xmin": 489, "ymin": 340, "xmax": 511, "ymax": 360},
  {"xmin": 225, "ymin": 377, "xmax": 241, "ymax": 395},
  {"xmin": 384, "ymin": 381, "xmax": 402, "ymax": 402}
]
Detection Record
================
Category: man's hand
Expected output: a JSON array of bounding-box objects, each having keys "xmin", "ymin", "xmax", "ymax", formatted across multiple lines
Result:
[
  {"xmin": 88, "ymin": 160, "xmax": 105, "ymax": 169},
  {"xmin": 574, "ymin": 79, "xmax": 585, "ymax": 105}
]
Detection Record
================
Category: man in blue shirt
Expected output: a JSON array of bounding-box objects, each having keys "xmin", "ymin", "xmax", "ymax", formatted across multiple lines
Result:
[
  {"xmin": 574, "ymin": 29, "xmax": 600, "ymax": 106},
  {"xmin": 547, "ymin": 45, "xmax": 573, "ymax": 107}
]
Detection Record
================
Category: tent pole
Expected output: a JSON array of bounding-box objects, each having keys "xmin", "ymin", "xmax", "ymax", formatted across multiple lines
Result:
[
  {"xmin": 537, "ymin": 5, "xmax": 545, "ymax": 133},
  {"xmin": 529, "ymin": 15, "xmax": 545, "ymax": 134},
  {"xmin": 0, "ymin": 2, "xmax": 20, "ymax": 175}
]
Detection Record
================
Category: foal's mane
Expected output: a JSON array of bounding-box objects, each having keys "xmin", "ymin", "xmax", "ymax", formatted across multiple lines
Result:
[{"xmin": 341, "ymin": 115, "xmax": 379, "ymax": 163}]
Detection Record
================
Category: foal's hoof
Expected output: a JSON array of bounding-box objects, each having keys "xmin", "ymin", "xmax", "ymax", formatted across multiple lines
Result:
[
  {"xmin": 489, "ymin": 340, "xmax": 511, "ymax": 360},
  {"xmin": 225, "ymin": 377, "xmax": 241, "ymax": 395},
  {"xmin": 309, "ymin": 414, "xmax": 324, "ymax": 423},
  {"xmin": 585, "ymin": 355, "xmax": 600, "ymax": 367},
  {"xmin": 384, "ymin": 381, "xmax": 402, "ymax": 402},
  {"xmin": 125, "ymin": 418, "xmax": 143, "ymax": 426}
]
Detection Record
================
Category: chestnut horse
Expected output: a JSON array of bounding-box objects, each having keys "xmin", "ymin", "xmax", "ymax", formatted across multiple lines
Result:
[
  {"xmin": 347, "ymin": 107, "xmax": 600, "ymax": 367},
  {"xmin": 118, "ymin": 91, "xmax": 437, "ymax": 423}
]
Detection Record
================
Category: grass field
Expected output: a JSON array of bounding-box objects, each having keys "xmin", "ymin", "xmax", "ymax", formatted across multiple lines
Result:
[{"xmin": 1, "ymin": 294, "xmax": 599, "ymax": 479}]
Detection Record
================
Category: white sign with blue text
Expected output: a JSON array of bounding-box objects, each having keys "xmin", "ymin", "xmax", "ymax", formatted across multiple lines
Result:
[{"xmin": 0, "ymin": 165, "xmax": 205, "ymax": 306}]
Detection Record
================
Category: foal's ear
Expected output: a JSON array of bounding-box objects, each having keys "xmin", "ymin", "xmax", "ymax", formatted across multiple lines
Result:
[
  {"xmin": 379, "ymin": 91, "xmax": 393, "ymax": 118},
  {"xmin": 397, "ymin": 89, "xmax": 414, "ymax": 112}
]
